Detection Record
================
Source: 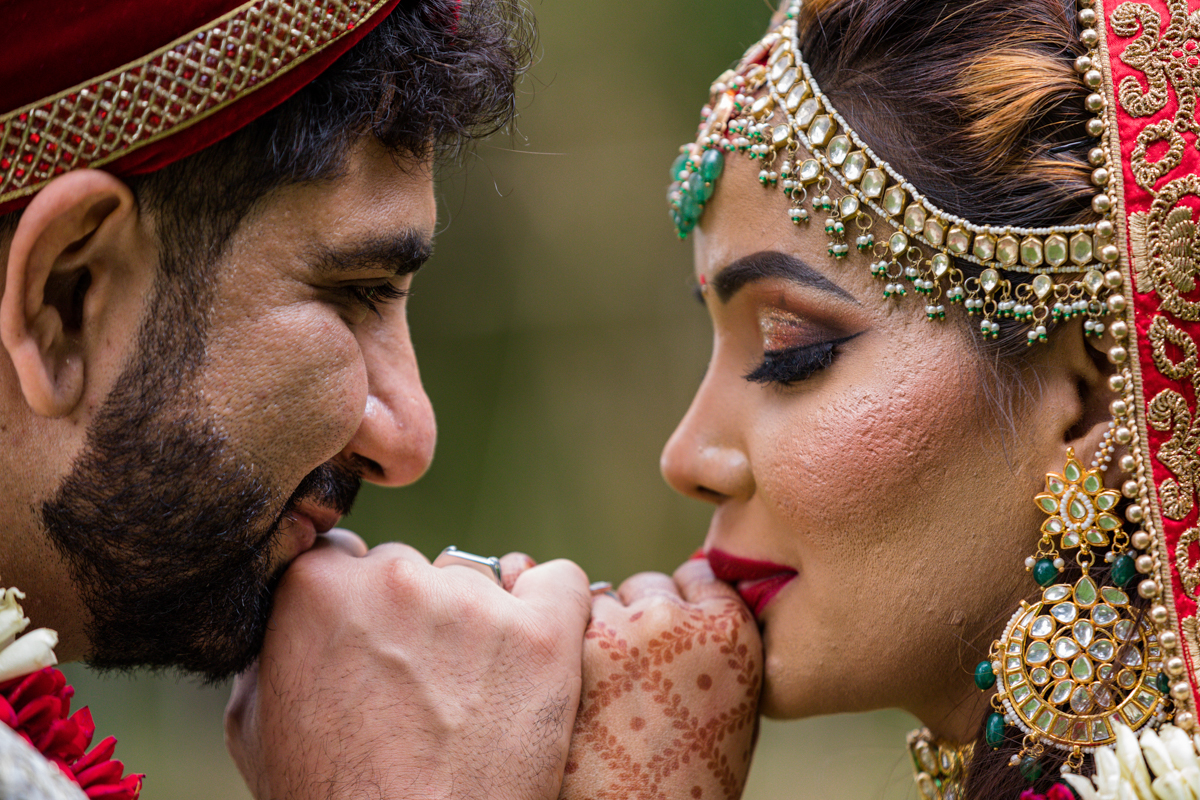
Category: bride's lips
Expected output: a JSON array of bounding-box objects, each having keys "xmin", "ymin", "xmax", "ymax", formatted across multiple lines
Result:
[{"xmin": 706, "ymin": 549, "xmax": 798, "ymax": 617}]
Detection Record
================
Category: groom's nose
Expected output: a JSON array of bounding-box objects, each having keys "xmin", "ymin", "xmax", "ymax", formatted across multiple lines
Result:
[{"xmin": 340, "ymin": 319, "xmax": 436, "ymax": 487}]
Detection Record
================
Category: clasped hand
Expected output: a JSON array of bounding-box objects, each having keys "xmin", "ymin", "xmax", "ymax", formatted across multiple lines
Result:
[{"xmin": 225, "ymin": 532, "xmax": 762, "ymax": 800}]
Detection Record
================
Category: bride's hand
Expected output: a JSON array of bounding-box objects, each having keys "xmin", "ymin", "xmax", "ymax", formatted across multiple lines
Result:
[{"xmin": 559, "ymin": 558, "xmax": 762, "ymax": 800}]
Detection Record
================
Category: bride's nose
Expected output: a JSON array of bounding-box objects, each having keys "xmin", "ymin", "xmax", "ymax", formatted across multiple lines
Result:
[{"xmin": 660, "ymin": 368, "xmax": 754, "ymax": 503}]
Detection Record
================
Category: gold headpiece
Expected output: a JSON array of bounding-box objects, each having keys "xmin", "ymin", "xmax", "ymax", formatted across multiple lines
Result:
[{"xmin": 668, "ymin": 0, "xmax": 1123, "ymax": 345}]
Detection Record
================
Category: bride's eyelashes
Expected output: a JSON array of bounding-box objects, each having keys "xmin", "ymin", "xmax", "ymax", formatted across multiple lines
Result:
[
  {"xmin": 744, "ymin": 335, "xmax": 858, "ymax": 386},
  {"xmin": 744, "ymin": 306, "xmax": 858, "ymax": 386}
]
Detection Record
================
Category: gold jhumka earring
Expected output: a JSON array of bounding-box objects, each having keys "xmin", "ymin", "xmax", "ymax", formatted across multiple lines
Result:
[
  {"xmin": 669, "ymin": 0, "xmax": 1200, "ymax": 795},
  {"xmin": 976, "ymin": 443, "xmax": 1169, "ymax": 777}
]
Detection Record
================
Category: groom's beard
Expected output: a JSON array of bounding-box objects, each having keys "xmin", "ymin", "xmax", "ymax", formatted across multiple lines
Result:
[
  {"xmin": 41, "ymin": 390, "xmax": 364, "ymax": 682},
  {"xmin": 38, "ymin": 247, "xmax": 363, "ymax": 683}
]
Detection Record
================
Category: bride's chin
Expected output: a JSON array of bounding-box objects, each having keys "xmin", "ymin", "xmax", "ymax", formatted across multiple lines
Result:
[
  {"xmin": 758, "ymin": 646, "xmax": 826, "ymax": 719},
  {"xmin": 757, "ymin": 634, "xmax": 885, "ymax": 720}
]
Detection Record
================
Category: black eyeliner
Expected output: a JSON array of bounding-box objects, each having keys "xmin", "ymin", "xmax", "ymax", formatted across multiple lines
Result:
[{"xmin": 744, "ymin": 333, "xmax": 859, "ymax": 386}]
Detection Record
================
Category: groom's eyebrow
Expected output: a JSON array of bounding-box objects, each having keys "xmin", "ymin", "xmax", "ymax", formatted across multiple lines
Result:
[
  {"xmin": 712, "ymin": 251, "xmax": 857, "ymax": 304},
  {"xmin": 309, "ymin": 230, "xmax": 433, "ymax": 277}
]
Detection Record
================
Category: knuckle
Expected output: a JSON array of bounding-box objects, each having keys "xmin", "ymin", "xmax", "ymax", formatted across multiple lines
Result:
[
  {"xmin": 541, "ymin": 558, "xmax": 589, "ymax": 588},
  {"xmin": 380, "ymin": 554, "xmax": 423, "ymax": 598}
]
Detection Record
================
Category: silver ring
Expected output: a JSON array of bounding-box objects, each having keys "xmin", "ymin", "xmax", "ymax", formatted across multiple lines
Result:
[{"xmin": 437, "ymin": 546, "xmax": 503, "ymax": 586}]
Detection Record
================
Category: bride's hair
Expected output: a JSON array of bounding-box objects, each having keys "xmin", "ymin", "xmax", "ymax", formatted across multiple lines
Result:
[
  {"xmin": 791, "ymin": 0, "xmax": 1131, "ymax": 795},
  {"xmin": 796, "ymin": 0, "xmax": 1095, "ymax": 358}
]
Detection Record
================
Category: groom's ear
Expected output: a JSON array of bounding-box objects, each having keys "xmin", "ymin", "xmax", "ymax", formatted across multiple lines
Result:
[{"xmin": 0, "ymin": 169, "xmax": 149, "ymax": 418}]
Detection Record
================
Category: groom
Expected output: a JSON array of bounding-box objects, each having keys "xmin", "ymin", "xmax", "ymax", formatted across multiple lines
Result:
[{"xmin": 0, "ymin": 0, "xmax": 760, "ymax": 798}]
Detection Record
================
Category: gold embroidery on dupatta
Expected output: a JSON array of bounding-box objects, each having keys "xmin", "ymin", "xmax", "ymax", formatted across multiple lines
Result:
[
  {"xmin": 1184, "ymin": 615, "xmax": 1200, "ymax": 667},
  {"xmin": 1142, "ymin": 178, "xmax": 1200, "ymax": 322},
  {"xmin": 1177, "ymin": 527, "xmax": 1200, "ymax": 597},
  {"xmin": 1112, "ymin": 0, "xmax": 1200, "ymax": 188},
  {"xmin": 1147, "ymin": 317, "xmax": 1200, "ymax": 521}
]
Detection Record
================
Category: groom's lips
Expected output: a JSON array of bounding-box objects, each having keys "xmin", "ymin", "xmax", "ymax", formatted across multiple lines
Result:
[
  {"xmin": 706, "ymin": 549, "xmax": 798, "ymax": 617},
  {"xmin": 279, "ymin": 501, "xmax": 341, "ymax": 561}
]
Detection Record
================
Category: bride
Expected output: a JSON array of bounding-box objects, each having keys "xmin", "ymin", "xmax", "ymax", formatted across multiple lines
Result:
[{"xmin": 570, "ymin": 0, "xmax": 1200, "ymax": 797}]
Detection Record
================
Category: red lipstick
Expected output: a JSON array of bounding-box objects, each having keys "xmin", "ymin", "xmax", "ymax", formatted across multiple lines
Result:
[{"xmin": 706, "ymin": 549, "xmax": 798, "ymax": 617}]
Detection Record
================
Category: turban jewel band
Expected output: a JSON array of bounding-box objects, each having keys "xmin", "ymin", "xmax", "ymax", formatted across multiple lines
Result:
[{"xmin": 0, "ymin": 0, "xmax": 414, "ymax": 213}]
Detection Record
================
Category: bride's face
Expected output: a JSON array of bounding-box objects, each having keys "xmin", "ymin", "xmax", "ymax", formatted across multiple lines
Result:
[{"xmin": 661, "ymin": 152, "xmax": 1087, "ymax": 725}]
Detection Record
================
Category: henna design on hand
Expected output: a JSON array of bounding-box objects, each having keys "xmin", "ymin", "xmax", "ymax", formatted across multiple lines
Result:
[{"xmin": 562, "ymin": 599, "xmax": 761, "ymax": 800}]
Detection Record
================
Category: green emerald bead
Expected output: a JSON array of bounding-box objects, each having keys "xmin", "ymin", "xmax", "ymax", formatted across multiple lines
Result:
[
  {"xmin": 985, "ymin": 711, "xmax": 1006, "ymax": 749},
  {"xmin": 1033, "ymin": 558, "xmax": 1060, "ymax": 588},
  {"xmin": 679, "ymin": 193, "xmax": 701, "ymax": 225},
  {"xmin": 671, "ymin": 153, "xmax": 689, "ymax": 181},
  {"xmin": 1020, "ymin": 755, "xmax": 1043, "ymax": 782},
  {"xmin": 1112, "ymin": 554, "xmax": 1137, "ymax": 588},
  {"xmin": 975, "ymin": 660, "xmax": 996, "ymax": 690},
  {"xmin": 700, "ymin": 149, "xmax": 725, "ymax": 182},
  {"xmin": 687, "ymin": 172, "xmax": 713, "ymax": 204},
  {"xmin": 1157, "ymin": 672, "xmax": 1171, "ymax": 695}
]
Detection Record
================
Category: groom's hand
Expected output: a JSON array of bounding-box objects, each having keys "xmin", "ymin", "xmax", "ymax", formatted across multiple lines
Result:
[
  {"xmin": 559, "ymin": 558, "xmax": 762, "ymax": 800},
  {"xmin": 225, "ymin": 531, "xmax": 592, "ymax": 800}
]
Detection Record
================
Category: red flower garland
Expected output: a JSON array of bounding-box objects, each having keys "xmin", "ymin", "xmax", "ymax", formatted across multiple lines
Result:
[
  {"xmin": 0, "ymin": 667, "xmax": 141, "ymax": 799},
  {"xmin": 1020, "ymin": 784, "xmax": 1076, "ymax": 800}
]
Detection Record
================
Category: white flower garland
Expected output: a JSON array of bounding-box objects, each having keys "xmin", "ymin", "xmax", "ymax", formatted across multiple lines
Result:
[
  {"xmin": 1064, "ymin": 722, "xmax": 1200, "ymax": 800},
  {"xmin": 0, "ymin": 588, "xmax": 57, "ymax": 683}
]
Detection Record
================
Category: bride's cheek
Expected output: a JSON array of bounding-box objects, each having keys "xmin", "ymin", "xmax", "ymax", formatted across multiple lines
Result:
[{"xmin": 756, "ymin": 339, "xmax": 985, "ymax": 547}]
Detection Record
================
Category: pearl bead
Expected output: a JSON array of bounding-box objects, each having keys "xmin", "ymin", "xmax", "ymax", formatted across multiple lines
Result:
[
  {"xmin": 1110, "ymin": 374, "xmax": 1127, "ymax": 391},
  {"xmin": 1132, "ymin": 531, "xmax": 1151, "ymax": 549},
  {"xmin": 1161, "ymin": 631, "xmax": 1178, "ymax": 649},
  {"xmin": 1139, "ymin": 578, "xmax": 1160, "ymax": 598},
  {"xmin": 1127, "ymin": 504, "xmax": 1145, "ymax": 523},
  {"xmin": 1107, "ymin": 292, "xmax": 1127, "ymax": 311},
  {"xmin": 1089, "ymin": 147, "xmax": 1106, "ymax": 166},
  {"xmin": 1136, "ymin": 553, "xmax": 1153, "ymax": 573},
  {"xmin": 1120, "ymin": 454, "xmax": 1136, "ymax": 472},
  {"xmin": 1110, "ymin": 319, "xmax": 1129, "ymax": 339},
  {"xmin": 1176, "ymin": 711, "xmax": 1196, "ymax": 730},
  {"xmin": 1111, "ymin": 399, "xmax": 1129, "ymax": 417},
  {"xmin": 1109, "ymin": 346, "xmax": 1129, "ymax": 365},
  {"xmin": 1105, "ymin": 270, "xmax": 1124, "ymax": 289},
  {"xmin": 1097, "ymin": 219, "xmax": 1115, "ymax": 238},
  {"xmin": 1054, "ymin": 557, "xmax": 1066, "ymax": 569},
  {"xmin": 1114, "ymin": 426, "xmax": 1133, "ymax": 444},
  {"xmin": 1025, "ymin": 556, "xmax": 1036, "ymax": 570},
  {"xmin": 1168, "ymin": 656, "xmax": 1187, "ymax": 676}
]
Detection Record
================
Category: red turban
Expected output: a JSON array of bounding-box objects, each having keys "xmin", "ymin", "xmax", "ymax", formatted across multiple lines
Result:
[{"xmin": 0, "ymin": 0, "xmax": 415, "ymax": 213}]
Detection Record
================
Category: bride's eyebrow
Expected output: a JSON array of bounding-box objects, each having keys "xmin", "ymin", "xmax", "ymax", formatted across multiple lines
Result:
[{"xmin": 711, "ymin": 251, "xmax": 857, "ymax": 304}]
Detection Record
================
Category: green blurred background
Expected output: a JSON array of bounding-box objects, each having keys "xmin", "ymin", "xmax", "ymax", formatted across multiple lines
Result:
[{"xmin": 60, "ymin": 0, "xmax": 920, "ymax": 796}]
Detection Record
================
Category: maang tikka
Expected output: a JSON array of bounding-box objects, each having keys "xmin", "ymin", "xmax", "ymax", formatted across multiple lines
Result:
[
  {"xmin": 668, "ymin": 0, "xmax": 1126, "ymax": 347},
  {"xmin": 975, "ymin": 437, "xmax": 1171, "ymax": 776}
]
